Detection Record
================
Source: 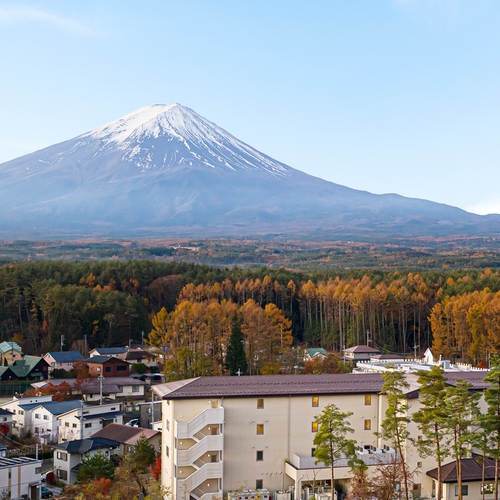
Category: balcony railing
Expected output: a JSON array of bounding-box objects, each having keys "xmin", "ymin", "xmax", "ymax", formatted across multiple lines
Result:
[
  {"xmin": 176, "ymin": 408, "xmax": 224, "ymax": 439},
  {"xmin": 176, "ymin": 434, "xmax": 223, "ymax": 466}
]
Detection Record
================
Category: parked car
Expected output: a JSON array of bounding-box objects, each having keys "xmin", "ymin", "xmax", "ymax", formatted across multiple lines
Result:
[
  {"xmin": 41, "ymin": 486, "xmax": 53, "ymax": 498},
  {"xmin": 40, "ymin": 470, "xmax": 53, "ymax": 482},
  {"xmin": 125, "ymin": 418, "xmax": 140, "ymax": 427}
]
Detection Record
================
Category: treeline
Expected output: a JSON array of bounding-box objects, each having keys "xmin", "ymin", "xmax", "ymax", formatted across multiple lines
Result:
[{"xmin": 1, "ymin": 261, "xmax": 500, "ymax": 366}]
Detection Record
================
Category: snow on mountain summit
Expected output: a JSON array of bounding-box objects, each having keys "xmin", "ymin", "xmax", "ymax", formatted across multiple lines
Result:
[{"xmin": 84, "ymin": 103, "xmax": 291, "ymax": 176}]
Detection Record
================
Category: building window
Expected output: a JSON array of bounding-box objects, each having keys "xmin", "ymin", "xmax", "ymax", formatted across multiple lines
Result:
[
  {"xmin": 132, "ymin": 385, "xmax": 139, "ymax": 393},
  {"xmin": 364, "ymin": 419, "xmax": 371, "ymax": 430},
  {"xmin": 311, "ymin": 448, "xmax": 316, "ymax": 457},
  {"xmin": 72, "ymin": 423, "xmax": 77, "ymax": 428},
  {"xmin": 43, "ymin": 415, "xmax": 49, "ymax": 420},
  {"xmin": 57, "ymin": 452, "xmax": 68, "ymax": 461},
  {"xmin": 105, "ymin": 366, "xmax": 111, "ymax": 372},
  {"xmin": 417, "ymin": 462, "xmax": 422, "ymax": 468},
  {"xmin": 117, "ymin": 365, "xmax": 127, "ymax": 371},
  {"xmin": 85, "ymin": 423, "xmax": 92, "ymax": 428},
  {"xmin": 256, "ymin": 424, "xmax": 264, "ymax": 435},
  {"xmin": 312, "ymin": 396, "xmax": 319, "ymax": 407},
  {"xmin": 58, "ymin": 470, "xmax": 68, "ymax": 480},
  {"xmin": 311, "ymin": 422, "xmax": 318, "ymax": 432},
  {"xmin": 256, "ymin": 450, "xmax": 263, "ymax": 461},
  {"xmin": 97, "ymin": 367, "xmax": 101, "ymax": 372},
  {"xmin": 481, "ymin": 484, "xmax": 494, "ymax": 494},
  {"xmin": 65, "ymin": 422, "xmax": 69, "ymax": 427},
  {"xmin": 257, "ymin": 398, "xmax": 264, "ymax": 409},
  {"xmin": 166, "ymin": 445, "xmax": 169, "ymax": 457},
  {"xmin": 455, "ymin": 485, "xmax": 468, "ymax": 497},
  {"xmin": 35, "ymin": 413, "xmax": 41, "ymax": 419},
  {"xmin": 364, "ymin": 395, "xmax": 371, "ymax": 405},
  {"xmin": 256, "ymin": 479, "xmax": 263, "ymax": 490},
  {"xmin": 166, "ymin": 420, "xmax": 170, "ymax": 431}
]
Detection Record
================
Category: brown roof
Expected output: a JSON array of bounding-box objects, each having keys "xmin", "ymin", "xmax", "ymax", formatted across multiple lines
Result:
[
  {"xmin": 344, "ymin": 345, "xmax": 380, "ymax": 353},
  {"xmin": 152, "ymin": 373, "xmax": 386, "ymax": 400},
  {"xmin": 444, "ymin": 371, "xmax": 490, "ymax": 390},
  {"xmin": 427, "ymin": 456, "xmax": 496, "ymax": 483},
  {"xmin": 91, "ymin": 423, "xmax": 160, "ymax": 444}
]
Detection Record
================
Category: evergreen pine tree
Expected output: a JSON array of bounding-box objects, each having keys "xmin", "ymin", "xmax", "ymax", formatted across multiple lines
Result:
[{"xmin": 225, "ymin": 314, "xmax": 248, "ymax": 376}]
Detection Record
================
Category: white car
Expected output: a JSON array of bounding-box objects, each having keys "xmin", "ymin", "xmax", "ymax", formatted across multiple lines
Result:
[{"xmin": 125, "ymin": 419, "xmax": 140, "ymax": 427}]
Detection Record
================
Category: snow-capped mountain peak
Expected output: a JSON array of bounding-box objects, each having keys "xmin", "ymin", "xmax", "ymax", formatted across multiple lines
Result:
[{"xmin": 84, "ymin": 103, "xmax": 291, "ymax": 176}]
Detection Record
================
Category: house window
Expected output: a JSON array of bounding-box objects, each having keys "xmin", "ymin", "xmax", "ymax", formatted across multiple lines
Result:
[
  {"xmin": 105, "ymin": 367, "xmax": 111, "ymax": 372},
  {"xmin": 58, "ymin": 470, "xmax": 68, "ymax": 480},
  {"xmin": 312, "ymin": 396, "xmax": 319, "ymax": 407},
  {"xmin": 117, "ymin": 365, "xmax": 127, "ymax": 371},
  {"xmin": 256, "ymin": 424, "xmax": 264, "ymax": 435},
  {"xmin": 257, "ymin": 398, "xmax": 264, "ymax": 409},
  {"xmin": 166, "ymin": 445, "xmax": 169, "ymax": 457},
  {"xmin": 72, "ymin": 423, "xmax": 77, "ymax": 428},
  {"xmin": 311, "ymin": 422, "xmax": 318, "ymax": 432},
  {"xmin": 57, "ymin": 452, "xmax": 68, "ymax": 461},
  {"xmin": 132, "ymin": 385, "xmax": 139, "ymax": 393},
  {"xmin": 256, "ymin": 450, "xmax": 263, "ymax": 461},
  {"xmin": 97, "ymin": 367, "xmax": 101, "ymax": 372},
  {"xmin": 127, "ymin": 446, "xmax": 133, "ymax": 452},
  {"xmin": 35, "ymin": 413, "xmax": 41, "ymax": 419},
  {"xmin": 417, "ymin": 462, "xmax": 422, "ymax": 468},
  {"xmin": 43, "ymin": 415, "xmax": 49, "ymax": 420},
  {"xmin": 256, "ymin": 479, "xmax": 263, "ymax": 490},
  {"xmin": 364, "ymin": 419, "xmax": 371, "ymax": 430},
  {"xmin": 65, "ymin": 422, "xmax": 69, "ymax": 427},
  {"xmin": 481, "ymin": 484, "xmax": 494, "ymax": 494},
  {"xmin": 311, "ymin": 448, "xmax": 316, "ymax": 457},
  {"xmin": 85, "ymin": 423, "xmax": 92, "ymax": 428},
  {"xmin": 455, "ymin": 485, "xmax": 468, "ymax": 496},
  {"xmin": 364, "ymin": 395, "xmax": 371, "ymax": 405}
]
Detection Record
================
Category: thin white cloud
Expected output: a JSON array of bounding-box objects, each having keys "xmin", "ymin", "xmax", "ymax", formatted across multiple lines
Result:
[
  {"xmin": 467, "ymin": 200, "xmax": 500, "ymax": 216},
  {"xmin": 0, "ymin": 6, "xmax": 98, "ymax": 37}
]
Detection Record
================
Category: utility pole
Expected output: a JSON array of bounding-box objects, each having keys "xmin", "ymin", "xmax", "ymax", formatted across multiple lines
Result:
[
  {"xmin": 99, "ymin": 375, "xmax": 104, "ymax": 405},
  {"xmin": 366, "ymin": 330, "xmax": 371, "ymax": 346},
  {"xmin": 412, "ymin": 344, "xmax": 420, "ymax": 359},
  {"xmin": 83, "ymin": 335, "xmax": 87, "ymax": 358}
]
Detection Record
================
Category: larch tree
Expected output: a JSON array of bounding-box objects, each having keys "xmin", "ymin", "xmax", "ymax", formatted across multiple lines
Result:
[
  {"xmin": 444, "ymin": 380, "xmax": 481, "ymax": 500},
  {"xmin": 313, "ymin": 403, "xmax": 357, "ymax": 497},
  {"xmin": 379, "ymin": 371, "xmax": 412, "ymax": 500},
  {"xmin": 480, "ymin": 354, "xmax": 500, "ymax": 500},
  {"xmin": 412, "ymin": 366, "xmax": 449, "ymax": 500},
  {"xmin": 225, "ymin": 313, "xmax": 248, "ymax": 376}
]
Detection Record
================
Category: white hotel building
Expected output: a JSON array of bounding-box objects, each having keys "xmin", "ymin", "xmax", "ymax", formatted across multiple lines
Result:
[{"xmin": 152, "ymin": 371, "xmax": 489, "ymax": 500}]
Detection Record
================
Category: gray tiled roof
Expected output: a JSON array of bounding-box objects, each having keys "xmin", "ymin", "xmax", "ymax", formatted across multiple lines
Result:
[
  {"xmin": 153, "ymin": 373, "xmax": 386, "ymax": 399},
  {"xmin": 53, "ymin": 437, "xmax": 119, "ymax": 454},
  {"xmin": 45, "ymin": 351, "xmax": 84, "ymax": 363}
]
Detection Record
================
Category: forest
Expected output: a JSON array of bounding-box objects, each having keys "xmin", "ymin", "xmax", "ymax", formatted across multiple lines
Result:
[{"xmin": 1, "ymin": 260, "xmax": 500, "ymax": 378}]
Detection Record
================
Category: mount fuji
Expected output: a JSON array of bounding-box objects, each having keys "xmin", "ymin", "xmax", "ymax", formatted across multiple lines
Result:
[{"xmin": 0, "ymin": 103, "xmax": 498, "ymax": 239}]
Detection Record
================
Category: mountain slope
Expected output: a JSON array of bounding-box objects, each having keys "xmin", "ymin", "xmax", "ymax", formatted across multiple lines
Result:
[{"xmin": 0, "ymin": 103, "xmax": 498, "ymax": 239}]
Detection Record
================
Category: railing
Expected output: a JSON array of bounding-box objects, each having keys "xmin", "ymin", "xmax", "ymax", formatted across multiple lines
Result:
[
  {"xmin": 176, "ymin": 408, "xmax": 224, "ymax": 439},
  {"xmin": 290, "ymin": 447, "xmax": 397, "ymax": 469},
  {"xmin": 176, "ymin": 435, "xmax": 223, "ymax": 466},
  {"xmin": 178, "ymin": 462, "xmax": 223, "ymax": 492}
]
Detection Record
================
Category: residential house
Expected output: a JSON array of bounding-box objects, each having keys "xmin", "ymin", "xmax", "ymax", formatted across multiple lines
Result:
[
  {"xmin": 57, "ymin": 402, "xmax": 124, "ymax": 443},
  {"xmin": 0, "ymin": 455, "xmax": 42, "ymax": 500},
  {"xmin": 91, "ymin": 423, "xmax": 161, "ymax": 456},
  {"xmin": 303, "ymin": 347, "xmax": 328, "ymax": 362},
  {"xmin": 0, "ymin": 355, "xmax": 49, "ymax": 381},
  {"xmin": 88, "ymin": 347, "xmax": 127, "ymax": 358},
  {"xmin": 0, "ymin": 341, "xmax": 23, "ymax": 365},
  {"xmin": 29, "ymin": 400, "xmax": 83, "ymax": 443},
  {"xmin": 0, "ymin": 394, "xmax": 53, "ymax": 437},
  {"xmin": 342, "ymin": 344, "xmax": 380, "ymax": 363},
  {"xmin": 31, "ymin": 376, "xmax": 147, "ymax": 402},
  {"xmin": 0, "ymin": 408, "xmax": 13, "ymax": 436},
  {"xmin": 43, "ymin": 351, "xmax": 84, "ymax": 377},
  {"xmin": 139, "ymin": 400, "xmax": 162, "ymax": 429},
  {"xmin": 86, "ymin": 356, "xmax": 130, "ymax": 377},
  {"xmin": 115, "ymin": 349, "xmax": 157, "ymax": 367},
  {"xmin": 52, "ymin": 437, "xmax": 119, "ymax": 484},
  {"xmin": 426, "ymin": 456, "xmax": 497, "ymax": 500}
]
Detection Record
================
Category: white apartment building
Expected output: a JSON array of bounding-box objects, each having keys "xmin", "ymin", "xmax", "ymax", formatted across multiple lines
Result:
[
  {"xmin": 152, "ymin": 371, "xmax": 490, "ymax": 500},
  {"xmin": 57, "ymin": 402, "xmax": 124, "ymax": 443},
  {"xmin": 0, "ymin": 455, "xmax": 42, "ymax": 500}
]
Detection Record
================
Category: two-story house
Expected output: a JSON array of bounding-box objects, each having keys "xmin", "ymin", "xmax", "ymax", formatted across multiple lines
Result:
[
  {"xmin": 52, "ymin": 436, "xmax": 119, "ymax": 484},
  {"xmin": 43, "ymin": 351, "xmax": 84, "ymax": 377},
  {"xmin": 86, "ymin": 356, "xmax": 130, "ymax": 377}
]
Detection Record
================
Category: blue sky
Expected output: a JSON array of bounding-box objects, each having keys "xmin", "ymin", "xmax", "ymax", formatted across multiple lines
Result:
[{"xmin": 0, "ymin": 0, "xmax": 499, "ymax": 214}]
